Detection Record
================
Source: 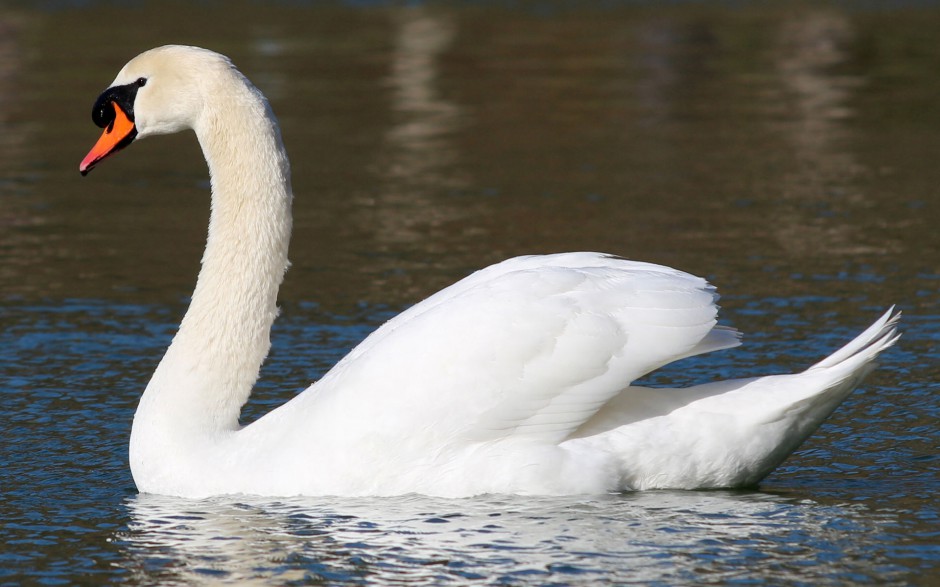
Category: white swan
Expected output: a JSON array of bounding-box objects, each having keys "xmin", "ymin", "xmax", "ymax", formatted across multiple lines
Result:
[{"xmin": 80, "ymin": 45, "xmax": 900, "ymax": 498}]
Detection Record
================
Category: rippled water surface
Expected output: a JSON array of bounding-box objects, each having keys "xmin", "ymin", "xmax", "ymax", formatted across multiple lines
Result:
[{"xmin": 2, "ymin": 1, "xmax": 939, "ymax": 585}]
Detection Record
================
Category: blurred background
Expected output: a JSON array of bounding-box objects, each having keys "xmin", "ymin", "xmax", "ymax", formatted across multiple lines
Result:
[
  {"xmin": 1, "ymin": 1, "xmax": 938, "ymax": 584},
  {"xmin": 3, "ymin": 0, "xmax": 937, "ymax": 314}
]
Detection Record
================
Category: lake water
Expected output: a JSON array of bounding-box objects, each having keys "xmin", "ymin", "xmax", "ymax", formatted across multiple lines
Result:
[{"xmin": 1, "ymin": 1, "xmax": 938, "ymax": 584}]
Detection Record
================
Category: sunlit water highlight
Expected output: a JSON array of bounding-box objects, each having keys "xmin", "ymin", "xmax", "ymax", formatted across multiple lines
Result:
[{"xmin": 2, "ymin": 0, "xmax": 940, "ymax": 584}]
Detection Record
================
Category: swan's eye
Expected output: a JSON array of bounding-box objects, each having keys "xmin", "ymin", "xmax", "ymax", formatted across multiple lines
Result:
[{"xmin": 136, "ymin": 77, "xmax": 147, "ymax": 87}]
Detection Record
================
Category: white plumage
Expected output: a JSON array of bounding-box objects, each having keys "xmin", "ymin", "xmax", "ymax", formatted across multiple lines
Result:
[{"xmin": 80, "ymin": 46, "xmax": 899, "ymax": 498}]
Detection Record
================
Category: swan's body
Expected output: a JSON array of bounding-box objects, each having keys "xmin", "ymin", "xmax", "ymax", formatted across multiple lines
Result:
[{"xmin": 81, "ymin": 46, "xmax": 900, "ymax": 498}]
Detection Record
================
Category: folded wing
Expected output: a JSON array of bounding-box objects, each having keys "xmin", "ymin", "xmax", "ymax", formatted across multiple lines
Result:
[{"xmin": 303, "ymin": 253, "xmax": 740, "ymax": 448}]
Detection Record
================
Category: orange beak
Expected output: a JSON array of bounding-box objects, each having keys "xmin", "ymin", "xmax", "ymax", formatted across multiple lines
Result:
[{"xmin": 80, "ymin": 101, "xmax": 137, "ymax": 176}]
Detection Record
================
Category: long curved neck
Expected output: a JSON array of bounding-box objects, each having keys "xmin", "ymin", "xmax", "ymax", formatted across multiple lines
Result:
[{"xmin": 139, "ymin": 76, "xmax": 292, "ymax": 436}]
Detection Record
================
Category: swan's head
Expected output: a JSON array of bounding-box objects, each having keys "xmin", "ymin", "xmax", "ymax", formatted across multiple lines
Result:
[{"xmin": 80, "ymin": 45, "xmax": 236, "ymax": 175}]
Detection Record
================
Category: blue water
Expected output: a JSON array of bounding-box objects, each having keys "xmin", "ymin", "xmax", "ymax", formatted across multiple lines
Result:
[
  {"xmin": 2, "ymin": 299, "xmax": 937, "ymax": 585},
  {"xmin": 3, "ymin": 0, "xmax": 940, "ymax": 583}
]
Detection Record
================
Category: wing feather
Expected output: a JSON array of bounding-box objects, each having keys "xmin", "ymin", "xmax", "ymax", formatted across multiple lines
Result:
[{"xmin": 299, "ymin": 253, "xmax": 739, "ymax": 449}]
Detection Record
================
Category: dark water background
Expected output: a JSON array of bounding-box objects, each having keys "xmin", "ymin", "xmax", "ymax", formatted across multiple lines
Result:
[{"xmin": 1, "ymin": 1, "xmax": 938, "ymax": 584}]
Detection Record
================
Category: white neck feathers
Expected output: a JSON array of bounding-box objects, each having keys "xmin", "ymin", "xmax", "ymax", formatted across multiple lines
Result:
[{"xmin": 136, "ymin": 69, "xmax": 292, "ymax": 437}]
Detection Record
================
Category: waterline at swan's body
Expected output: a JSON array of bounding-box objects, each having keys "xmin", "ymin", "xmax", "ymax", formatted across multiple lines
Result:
[{"xmin": 80, "ymin": 45, "xmax": 900, "ymax": 499}]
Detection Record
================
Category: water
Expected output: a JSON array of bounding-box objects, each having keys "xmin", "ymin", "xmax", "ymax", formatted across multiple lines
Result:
[{"xmin": 2, "ymin": 1, "xmax": 939, "ymax": 584}]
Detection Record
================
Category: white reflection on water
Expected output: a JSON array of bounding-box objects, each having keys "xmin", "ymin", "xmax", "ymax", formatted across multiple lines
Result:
[
  {"xmin": 365, "ymin": 7, "xmax": 468, "ymax": 249},
  {"xmin": 118, "ymin": 490, "xmax": 908, "ymax": 585},
  {"xmin": 770, "ymin": 9, "xmax": 891, "ymax": 257}
]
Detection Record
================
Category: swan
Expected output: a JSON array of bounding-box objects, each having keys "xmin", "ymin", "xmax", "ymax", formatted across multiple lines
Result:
[{"xmin": 80, "ymin": 45, "xmax": 900, "ymax": 498}]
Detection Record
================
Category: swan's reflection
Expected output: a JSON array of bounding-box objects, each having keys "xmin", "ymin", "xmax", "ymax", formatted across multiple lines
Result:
[{"xmin": 117, "ymin": 490, "xmax": 898, "ymax": 584}]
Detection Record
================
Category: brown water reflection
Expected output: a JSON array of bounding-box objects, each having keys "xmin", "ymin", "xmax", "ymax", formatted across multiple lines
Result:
[
  {"xmin": 0, "ymin": 11, "xmax": 42, "ymax": 295},
  {"xmin": 2, "ymin": 3, "xmax": 938, "ymax": 585},
  {"xmin": 770, "ymin": 10, "xmax": 872, "ymax": 257},
  {"xmin": 2, "ymin": 2, "xmax": 936, "ymax": 317}
]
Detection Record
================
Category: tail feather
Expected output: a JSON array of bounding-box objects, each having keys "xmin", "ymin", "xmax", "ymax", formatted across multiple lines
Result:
[
  {"xmin": 573, "ymin": 308, "xmax": 902, "ymax": 491},
  {"xmin": 809, "ymin": 306, "xmax": 901, "ymax": 371}
]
